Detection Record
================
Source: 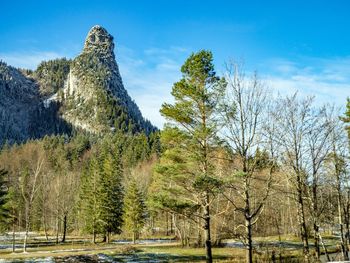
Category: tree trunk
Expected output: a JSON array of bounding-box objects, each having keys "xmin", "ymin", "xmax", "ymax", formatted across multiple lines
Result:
[
  {"xmin": 23, "ymin": 226, "xmax": 29, "ymax": 253},
  {"xmin": 312, "ymin": 184, "xmax": 320, "ymax": 260},
  {"xmin": 345, "ymin": 190, "xmax": 350, "ymax": 245},
  {"xmin": 296, "ymin": 177, "xmax": 309, "ymax": 261},
  {"xmin": 245, "ymin": 217, "xmax": 253, "ymax": 263},
  {"xmin": 338, "ymin": 191, "xmax": 349, "ymax": 261},
  {"xmin": 23, "ymin": 204, "xmax": 31, "ymax": 253},
  {"xmin": 106, "ymin": 232, "xmax": 110, "ymax": 243},
  {"xmin": 61, "ymin": 214, "xmax": 67, "ymax": 243},
  {"xmin": 166, "ymin": 212, "xmax": 169, "ymax": 236},
  {"xmin": 133, "ymin": 231, "xmax": 136, "ymax": 244},
  {"xmin": 313, "ymin": 223, "xmax": 320, "ymax": 260},
  {"xmin": 197, "ymin": 219, "xmax": 202, "ymax": 247},
  {"xmin": 171, "ymin": 213, "xmax": 174, "ymax": 234},
  {"xmin": 43, "ymin": 213, "xmax": 49, "ymax": 241},
  {"xmin": 243, "ymin": 172, "xmax": 253, "ymax": 263},
  {"xmin": 55, "ymin": 216, "xmax": 59, "ymax": 244},
  {"xmin": 12, "ymin": 220, "xmax": 15, "ymax": 253},
  {"xmin": 319, "ymin": 234, "xmax": 330, "ymax": 262},
  {"xmin": 204, "ymin": 202, "xmax": 212, "ymax": 263},
  {"xmin": 173, "ymin": 215, "xmax": 184, "ymax": 247}
]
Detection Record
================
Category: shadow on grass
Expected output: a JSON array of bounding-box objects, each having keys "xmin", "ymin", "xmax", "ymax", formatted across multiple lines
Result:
[
  {"xmin": 0, "ymin": 253, "xmax": 232, "ymax": 263},
  {"xmin": 110, "ymin": 253, "xmax": 231, "ymax": 263}
]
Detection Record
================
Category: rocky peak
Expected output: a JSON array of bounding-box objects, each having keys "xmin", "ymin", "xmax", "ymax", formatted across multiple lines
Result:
[{"xmin": 83, "ymin": 25, "xmax": 115, "ymax": 56}]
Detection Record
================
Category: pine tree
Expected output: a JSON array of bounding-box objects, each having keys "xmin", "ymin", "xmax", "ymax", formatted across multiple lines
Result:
[
  {"xmin": 80, "ymin": 158, "xmax": 102, "ymax": 243},
  {"xmin": 5, "ymin": 186, "xmax": 19, "ymax": 252},
  {"xmin": 0, "ymin": 169, "xmax": 9, "ymax": 231},
  {"xmin": 154, "ymin": 50, "xmax": 226, "ymax": 262},
  {"xmin": 123, "ymin": 179, "xmax": 147, "ymax": 244},
  {"xmin": 99, "ymin": 151, "xmax": 124, "ymax": 243},
  {"xmin": 341, "ymin": 98, "xmax": 350, "ymax": 139}
]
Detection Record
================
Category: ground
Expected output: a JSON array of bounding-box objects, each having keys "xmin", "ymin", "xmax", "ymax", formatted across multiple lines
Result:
[{"xmin": 0, "ymin": 234, "xmax": 343, "ymax": 262}]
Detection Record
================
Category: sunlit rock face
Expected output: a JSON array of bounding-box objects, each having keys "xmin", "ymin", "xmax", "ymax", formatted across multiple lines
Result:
[
  {"xmin": 0, "ymin": 25, "xmax": 155, "ymax": 144},
  {"xmin": 83, "ymin": 25, "xmax": 115, "ymax": 56},
  {"xmin": 62, "ymin": 25, "xmax": 154, "ymax": 134}
]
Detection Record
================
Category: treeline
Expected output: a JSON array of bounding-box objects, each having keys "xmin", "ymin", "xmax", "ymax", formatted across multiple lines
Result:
[
  {"xmin": 0, "ymin": 50, "xmax": 350, "ymax": 263},
  {"xmin": 0, "ymin": 131, "xmax": 159, "ymax": 251}
]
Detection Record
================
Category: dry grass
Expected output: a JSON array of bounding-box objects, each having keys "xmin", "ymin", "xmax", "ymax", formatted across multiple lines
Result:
[{"xmin": 0, "ymin": 236, "xmax": 312, "ymax": 262}]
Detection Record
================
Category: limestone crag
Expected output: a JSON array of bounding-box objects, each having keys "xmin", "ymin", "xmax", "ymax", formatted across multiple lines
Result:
[
  {"xmin": 61, "ymin": 25, "xmax": 154, "ymax": 134},
  {"xmin": 83, "ymin": 25, "xmax": 115, "ymax": 57},
  {"xmin": 0, "ymin": 25, "xmax": 155, "ymax": 144}
]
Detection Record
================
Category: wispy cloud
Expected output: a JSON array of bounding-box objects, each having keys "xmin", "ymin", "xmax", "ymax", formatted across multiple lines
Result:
[
  {"xmin": 120, "ymin": 52, "xmax": 350, "ymax": 127},
  {"xmin": 3, "ymin": 47, "xmax": 348, "ymax": 129},
  {"xmin": 118, "ymin": 45, "xmax": 189, "ymax": 128},
  {"xmin": 0, "ymin": 51, "xmax": 68, "ymax": 70},
  {"xmin": 262, "ymin": 57, "xmax": 350, "ymax": 108},
  {"xmin": 0, "ymin": 46, "xmax": 186, "ymax": 129}
]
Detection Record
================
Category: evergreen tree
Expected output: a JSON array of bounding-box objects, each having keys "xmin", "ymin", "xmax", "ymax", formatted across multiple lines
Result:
[
  {"xmin": 80, "ymin": 158, "xmax": 102, "ymax": 243},
  {"xmin": 0, "ymin": 169, "xmax": 9, "ymax": 231},
  {"xmin": 123, "ymin": 179, "xmax": 147, "ymax": 244},
  {"xmin": 5, "ymin": 186, "xmax": 19, "ymax": 252},
  {"xmin": 99, "ymin": 150, "xmax": 124, "ymax": 243},
  {"xmin": 154, "ymin": 50, "xmax": 226, "ymax": 263},
  {"xmin": 341, "ymin": 98, "xmax": 350, "ymax": 139}
]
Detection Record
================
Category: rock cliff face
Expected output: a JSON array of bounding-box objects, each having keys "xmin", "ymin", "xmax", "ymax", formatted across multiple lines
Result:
[
  {"xmin": 61, "ymin": 25, "xmax": 154, "ymax": 134},
  {"xmin": 0, "ymin": 25, "xmax": 155, "ymax": 144},
  {"xmin": 0, "ymin": 62, "xmax": 70, "ymax": 144}
]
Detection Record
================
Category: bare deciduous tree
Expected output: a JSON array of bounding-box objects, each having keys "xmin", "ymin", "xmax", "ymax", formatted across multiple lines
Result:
[
  {"xmin": 305, "ymin": 105, "xmax": 336, "ymax": 260},
  {"xmin": 20, "ymin": 151, "xmax": 44, "ymax": 252},
  {"xmin": 272, "ymin": 93, "xmax": 313, "ymax": 261},
  {"xmin": 219, "ymin": 62, "xmax": 274, "ymax": 263}
]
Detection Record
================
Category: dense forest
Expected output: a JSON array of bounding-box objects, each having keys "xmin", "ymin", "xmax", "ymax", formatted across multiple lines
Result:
[{"xmin": 1, "ymin": 50, "xmax": 350, "ymax": 263}]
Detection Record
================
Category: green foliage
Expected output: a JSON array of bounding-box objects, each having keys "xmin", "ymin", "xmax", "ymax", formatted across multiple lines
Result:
[
  {"xmin": 98, "ymin": 150, "xmax": 124, "ymax": 235},
  {"xmin": 0, "ymin": 169, "xmax": 9, "ymax": 231},
  {"xmin": 153, "ymin": 50, "xmax": 226, "ymax": 216},
  {"xmin": 341, "ymin": 97, "xmax": 350, "ymax": 139},
  {"xmin": 35, "ymin": 58, "xmax": 71, "ymax": 96},
  {"xmin": 80, "ymin": 142, "xmax": 125, "ymax": 239},
  {"xmin": 0, "ymin": 125, "xmax": 157, "ymax": 240},
  {"xmin": 193, "ymin": 174, "xmax": 223, "ymax": 193},
  {"xmin": 123, "ymin": 179, "xmax": 147, "ymax": 240},
  {"xmin": 80, "ymin": 158, "xmax": 101, "ymax": 236},
  {"xmin": 250, "ymin": 148, "xmax": 272, "ymax": 170},
  {"xmin": 3, "ymin": 186, "xmax": 19, "ymax": 229},
  {"xmin": 66, "ymin": 52, "xmax": 156, "ymax": 135}
]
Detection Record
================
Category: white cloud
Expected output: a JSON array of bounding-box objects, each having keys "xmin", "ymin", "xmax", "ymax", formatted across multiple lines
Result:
[
  {"xmin": 263, "ymin": 57, "xmax": 350, "ymax": 109},
  {"xmin": 121, "ymin": 52, "xmax": 350, "ymax": 128},
  {"xmin": 118, "ymin": 46, "xmax": 189, "ymax": 129},
  {"xmin": 4, "ymin": 47, "xmax": 348, "ymax": 130},
  {"xmin": 0, "ymin": 51, "xmax": 67, "ymax": 70}
]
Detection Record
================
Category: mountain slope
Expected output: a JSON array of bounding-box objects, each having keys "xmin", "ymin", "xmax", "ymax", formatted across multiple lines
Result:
[
  {"xmin": 0, "ymin": 62, "xmax": 71, "ymax": 145},
  {"xmin": 0, "ymin": 25, "xmax": 156, "ymax": 144},
  {"xmin": 60, "ymin": 25, "xmax": 155, "ymax": 134}
]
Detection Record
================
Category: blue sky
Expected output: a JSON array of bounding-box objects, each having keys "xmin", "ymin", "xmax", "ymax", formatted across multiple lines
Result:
[{"xmin": 1, "ymin": 0, "xmax": 349, "ymax": 127}]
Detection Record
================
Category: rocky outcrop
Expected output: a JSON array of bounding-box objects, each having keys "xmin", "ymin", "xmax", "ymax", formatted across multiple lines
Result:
[
  {"xmin": 61, "ymin": 25, "xmax": 154, "ymax": 134},
  {"xmin": 0, "ymin": 25, "xmax": 155, "ymax": 144},
  {"xmin": 83, "ymin": 25, "xmax": 115, "ymax": 57},
  {"xmin": 0, "ymin": 62, "xmax": 71, "ymax": 144}
]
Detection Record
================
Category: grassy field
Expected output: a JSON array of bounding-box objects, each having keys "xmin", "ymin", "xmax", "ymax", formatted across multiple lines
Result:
[
  {"xmin": 0, "ymin": 242, "xmax": 240, "ymax": 262},
  {"xmin": 0, "ymin": 234, "xmax": 341, "ymax": 262}
]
